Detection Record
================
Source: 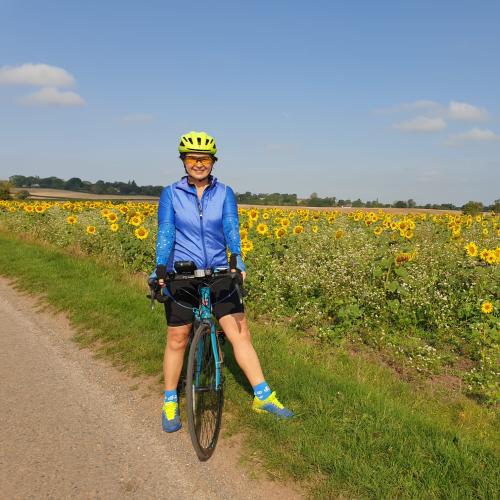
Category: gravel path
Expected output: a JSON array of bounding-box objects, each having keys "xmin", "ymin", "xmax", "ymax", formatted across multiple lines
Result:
[{"xmin": 0, "ymin": 277, "xmax": 302, "ymax": 500}]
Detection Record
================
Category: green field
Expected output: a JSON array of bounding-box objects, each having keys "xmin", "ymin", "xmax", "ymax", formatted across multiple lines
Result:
[{"xmin": 0, "ymin": 231, "xmax": 498, "ymax": 499}]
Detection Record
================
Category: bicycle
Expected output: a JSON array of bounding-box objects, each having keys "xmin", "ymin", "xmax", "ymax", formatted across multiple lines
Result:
[{"xmin": 147, "ymin": 254, "xmax": 244, "ymax": 461}]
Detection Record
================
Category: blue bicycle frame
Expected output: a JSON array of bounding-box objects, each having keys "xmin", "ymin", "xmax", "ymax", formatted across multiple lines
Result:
[{"xmin": 193, "ymin": 285, "xmax": 222, "ymax": 390}]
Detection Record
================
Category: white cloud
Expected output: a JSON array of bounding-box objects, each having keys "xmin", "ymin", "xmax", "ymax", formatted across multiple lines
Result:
[
  {"xmin": 19, "ymin": 87, "xmax": 86, "ymax": 107},
  {"xmin": 120, "ymin": 113, "xmax": 155, "ymax": 124},
  {"xmin": 447, "ymin": 127, "xmax": 500, "ymax": 145},
  {"xmin": 0, "ymin": 63, "xmax": 75, "ymax": 87},
  {"xmin": 393, "ymin": 116, "xmax": 447, "ymax": 133},
  {"xmin": 448, "ymin": 101, "xmax": 488, "ymax": 121}
]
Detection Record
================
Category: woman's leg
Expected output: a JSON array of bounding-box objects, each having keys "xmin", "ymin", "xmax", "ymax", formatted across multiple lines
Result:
[
  {"xmin": 164, "ymin": 324, "xmax": 191, "ymax": 391},
  {"xmin": 218, "ymin": 313, "xmax": 265, "ymax": 386}
]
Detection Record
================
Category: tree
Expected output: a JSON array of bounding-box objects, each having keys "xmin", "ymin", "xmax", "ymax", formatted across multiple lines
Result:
[
  {"xmin": 16, "ymin": 190, "xmax": 30, "ymax": 199},
  {"xmin": 9, "ymin": 175, "xmax": 27, "ymax": 187},
  {"xmin": 462, "ymin": 201, "xmax": 484, "ymax": 216},
  {"xmin": 407, "ymin": 199, "xmax": 416, "ymax": 208},
  {"xmin": 0, "ymin": 181, "xmax": 12, "ymax": 200},
  {"xmin": 393, "ymin": 200, "xmax": 408, "ymax": 208},
  {"xmin": 91, "ymin": 180, "xmax": 107, "ymax": 194},
  {"xmin": 65, "ymin": 177, "xmax": 84, "ymax": 191}
]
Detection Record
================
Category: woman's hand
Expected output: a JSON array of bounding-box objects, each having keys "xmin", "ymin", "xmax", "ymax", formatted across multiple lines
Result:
[
  {"xmin": 230, "ymin": 268, "xmax": 246, "ymax": 281},
  {"xmin": 158, "ymin": 278, "xmax": 166, "ymax": 287}
]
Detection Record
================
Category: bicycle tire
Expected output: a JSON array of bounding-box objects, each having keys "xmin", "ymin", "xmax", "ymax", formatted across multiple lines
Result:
[{"xmin": 185, "ymin": 322, "xmax": 224, "ymax": 461}]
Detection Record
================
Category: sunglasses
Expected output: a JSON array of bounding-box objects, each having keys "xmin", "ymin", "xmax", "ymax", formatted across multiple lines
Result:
[{"xmin": 183, "ymin": 156, "xmax": 214, "ymax": 167}]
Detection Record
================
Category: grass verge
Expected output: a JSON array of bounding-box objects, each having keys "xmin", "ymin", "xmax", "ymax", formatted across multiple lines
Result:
[{"xmin": 0, "ymin": 231, "xmax": 498, "ymax": 499}]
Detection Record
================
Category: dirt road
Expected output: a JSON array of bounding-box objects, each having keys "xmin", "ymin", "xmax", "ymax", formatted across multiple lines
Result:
[{"xmin": 0, "ymin": 278, "xmax": 301, "ymax": 499}]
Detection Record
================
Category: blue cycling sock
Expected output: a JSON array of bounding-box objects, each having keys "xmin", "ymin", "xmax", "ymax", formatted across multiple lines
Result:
[
  {"xmin": 252, "ymin": 381, "xmax": 272, "ymax": 401},
  {"xmin": 164, "ymin": 389, "xmax": 178, "ymax": 403}
]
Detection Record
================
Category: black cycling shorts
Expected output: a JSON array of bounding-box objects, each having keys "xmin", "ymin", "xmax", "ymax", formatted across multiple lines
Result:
[{"xmin": 163, "ymin": 276, "xmax": 244, "ymax": 327}]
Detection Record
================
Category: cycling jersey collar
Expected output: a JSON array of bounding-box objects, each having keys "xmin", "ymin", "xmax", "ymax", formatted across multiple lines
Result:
[{"xmin": 176, "ymin": 175, "xmax": 218, "ymax": 194}]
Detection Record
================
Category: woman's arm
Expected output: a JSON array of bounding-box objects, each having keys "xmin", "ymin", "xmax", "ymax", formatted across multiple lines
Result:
[
  {"xmin": 222, "ymin": 186, "xmax": 246, "ymax": 272},
  {"xmin": 156, "ymin": 186, "xmax": 176, "ymax": 267}
]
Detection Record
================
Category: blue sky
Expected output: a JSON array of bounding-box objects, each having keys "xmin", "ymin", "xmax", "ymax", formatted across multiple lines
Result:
[{"xmin": 1, "ymin": 0, "xmax": 499, "ymax": 205}]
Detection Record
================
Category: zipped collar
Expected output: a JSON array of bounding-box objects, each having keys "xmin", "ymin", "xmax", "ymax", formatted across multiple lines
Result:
[{"xmin": 175, "ymin": 175, "xmax": 218, "ymax": 195}]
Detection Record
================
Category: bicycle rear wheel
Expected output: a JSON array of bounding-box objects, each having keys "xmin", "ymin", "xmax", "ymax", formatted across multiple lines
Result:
[{"xmin": 185, "ymin": 322, "xmax": 224, "ymax": 461}]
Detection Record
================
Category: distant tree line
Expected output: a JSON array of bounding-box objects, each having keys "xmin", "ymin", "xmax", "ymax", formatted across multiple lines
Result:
[
  {"xmin": 236, "ymin": 191, "xmax": 298, "ymax": 206},
  {"xmin": 5, "ymin": 175, "xmax": 499, "ymax": 213},
  {"xmin": 9, "ymin": 175, "xmax": 163, "ymax": 197}
]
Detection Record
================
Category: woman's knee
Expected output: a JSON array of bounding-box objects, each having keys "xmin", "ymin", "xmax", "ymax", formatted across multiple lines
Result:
[
  {"xmin": 166, "ymin": 325, "xmax": 190, "ymax": 350},
  {"xmin": 219, "ymin": 313, "xmax": 252, "ymax": 344}
]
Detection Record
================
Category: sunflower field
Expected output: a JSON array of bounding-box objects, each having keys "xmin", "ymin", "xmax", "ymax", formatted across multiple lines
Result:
[{"xmin": 0, "ymin": 199, "xmax": 498, "ymax": 403}]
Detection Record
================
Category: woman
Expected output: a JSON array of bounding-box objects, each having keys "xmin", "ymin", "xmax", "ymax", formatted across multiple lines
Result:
[{"xmin": 154, "ymin": 130, "xmax": 293, "ymax": 432}]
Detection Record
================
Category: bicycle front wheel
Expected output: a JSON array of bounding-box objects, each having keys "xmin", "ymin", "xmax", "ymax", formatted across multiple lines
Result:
[{"xmin": 185, "ymin": 322, "xmax": 224, "ymax": 461}]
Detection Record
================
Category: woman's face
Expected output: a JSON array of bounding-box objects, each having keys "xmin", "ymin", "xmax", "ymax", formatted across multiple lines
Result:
[{"xmin": 183, "ymin": 153, "xmax": 215, "ymax": 181}]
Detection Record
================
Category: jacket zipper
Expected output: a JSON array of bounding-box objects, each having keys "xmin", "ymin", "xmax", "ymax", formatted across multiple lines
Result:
[{"xmin": 196, "ymin": 189, "xmax": 209, "ymax": 268}]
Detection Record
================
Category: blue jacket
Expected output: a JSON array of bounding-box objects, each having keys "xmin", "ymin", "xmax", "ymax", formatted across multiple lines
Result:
[{"xmin": 155, "ymin": 176, "xmax": 245, "ymax": 272}]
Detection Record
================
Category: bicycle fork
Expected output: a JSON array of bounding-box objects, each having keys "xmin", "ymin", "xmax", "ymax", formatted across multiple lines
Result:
[{"xmin": 194, "ymin": 324, "xmax": 222, "ymax": 390}]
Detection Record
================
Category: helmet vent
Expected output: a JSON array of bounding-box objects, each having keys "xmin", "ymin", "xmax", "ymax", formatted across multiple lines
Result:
[
  {"xmin": 188, "ymin": 137, "xmax": 193, "ymax": 144},
  {"xmin": 197, "ymin": 137, "xmax": 202, "ymax": 145}
]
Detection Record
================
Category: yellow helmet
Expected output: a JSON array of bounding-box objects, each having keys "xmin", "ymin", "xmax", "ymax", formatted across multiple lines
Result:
[{"xmin": 178, "ymin": 131, "xmax": 217, "ymax": 155}]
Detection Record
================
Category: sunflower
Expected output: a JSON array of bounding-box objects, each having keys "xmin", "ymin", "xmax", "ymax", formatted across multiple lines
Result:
[
  {"xmin": 311, "ymin": 225, "xmax": 319, "ymax": 233},
  {"xmin": 24, "ymin": 205, "xmax": 34, "ymax": 213},
  {"xmin": 274, "ymin": 227, "xmax": 287, "ymax": 239},
  {"xmin": 34, "ymin": 205, "xmax": 45, "ymax": 214},
  {"xmin": 134, "ymin": 226, "xmax": 148, "ymax": 240},
  {"xmin": 248, "ymin": 209, "xmax": 259, "ymax": 221},
  {"xmin": 107, "ymin": 212, "xmax": 118, "ymax": 223},
  {"xmin": 373, "ymin": 227, "xmax": 383, "ymax": 236},
  {"xmin": 128, "ymin": 215, "xmax": 142, "ymax": 227},
  {"xmin": 395, "ymin": 252, "xmax": 411, "ymax": 266},
  {"xmin": 404, "ymin": 229, "xmax": 414, "ymax": 240},
  {"xmin": 482, "ymin": 228, "xmax": 489, "ymax": 236},
  {"xmin": 465, "ymin": 242, "xmax": 478, "ymax": 257},
  {"xmin": 239, "ymin": 228, "xmax": 249, "ymax": 241},
  {"xmin": 262, "ymin": 211, "xmax": 270, "ymax": 220},
  {"xmin": 101, "ymin": 208, "xmax": 111, "ymax": 217},
  {"xmin": 335, "ymin": 230, "xmax": 344, "ymax": 239},
  {"xmin": 280, "ymin": 217, "xmax": 291, "ymax": 228},
  {"xmin": 243, "ymin": 239, "xmax": 254, "ymax": 252},
  {"xmin": 292, "ymin": 225, "xmax": 304, "ymax": 235},
  {"xmin": 66, "ymin": 215, "xmax": 77, "ymax": 224},
  {"xmin": 479, "ymin": 249, "xmax": 489, "ymax": 261},
  {"xmin": 86, "ymin": 225, "xmax": 97, "ymax": 235},
  {"xmin": 256, "ymin": 223, "xmax": 268, "ymax": 235},
  {"xmin": 110, "ymin": 223, "xmax": 119, "ymax": 232},
  {"xmin": 119, "ymin": 205, "xmax": 129, "ymax": 214},
  {"xmin": 481, "ymin": 302, "xmax": 493, "ymax": 314},
  {"xmin": 485, "ymin": 251, "xmax": 496, "ymax": 265}
]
